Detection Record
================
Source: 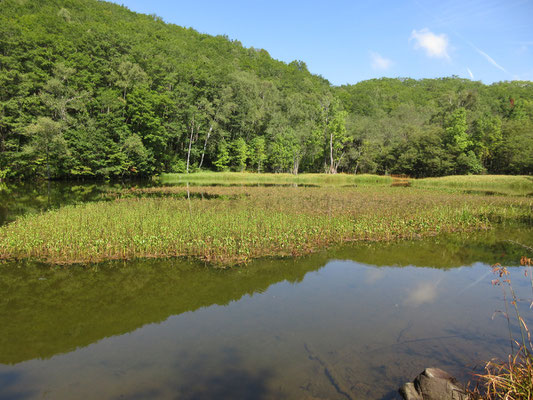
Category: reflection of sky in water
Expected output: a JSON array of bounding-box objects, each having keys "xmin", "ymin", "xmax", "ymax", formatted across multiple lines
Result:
[
  {"xmin": 1, "ymin": 254, "xmax": 533, "ymax": 400},
  {"xmin": 404, "ymin": 280, "xmax": 440, "ymax": 307},
  {"xmin": 365, "ymin": 268, "xmax": 386, "ymax": 285}
]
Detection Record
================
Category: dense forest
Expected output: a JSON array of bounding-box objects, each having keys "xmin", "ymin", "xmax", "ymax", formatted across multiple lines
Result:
[{"xmin": 1, "ymin": 0, "xmax": 532, "ymax": 180}]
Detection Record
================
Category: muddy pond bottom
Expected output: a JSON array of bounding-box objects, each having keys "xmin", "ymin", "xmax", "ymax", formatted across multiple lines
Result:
[{"xmin": 1, "ymin": 229, "xmax": 532, "ymax": 400}]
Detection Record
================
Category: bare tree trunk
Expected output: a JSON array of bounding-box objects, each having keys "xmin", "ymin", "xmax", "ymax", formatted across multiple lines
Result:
[
  {"xmin": 323, "ymin": 116, "xmax": 329, "ymax": 170},
  {"xmin": 292, "ymin": 156, "xmax": 300, "ymax": 175},
  {"xmin": 333, "ymin": 152, "xmax": 344, "ymax": 174},
  {"xmin": 198, "ymin": 123, "xmax": 213, "ymax": 170},
  {"xmin": 46, "ymin": 144, "xmax": 51, "ymax": 181},
  {"xmin": 329, "ymin": 130, "xmax": 335, "ymax": 174},
  {"xmin": 186, "ymin": 117, "xmax": 195, "ymax": 174}
]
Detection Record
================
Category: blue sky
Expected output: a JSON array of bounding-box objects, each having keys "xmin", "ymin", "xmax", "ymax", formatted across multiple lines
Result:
[{"xmin": 109, "ymin": 0, "xmax": 533, "ymax": 86}]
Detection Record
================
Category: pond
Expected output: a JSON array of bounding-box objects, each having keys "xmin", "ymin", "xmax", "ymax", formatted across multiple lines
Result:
[{"xmin": 0, "ymin": 182, "xmax": 532, "ymax": 399}]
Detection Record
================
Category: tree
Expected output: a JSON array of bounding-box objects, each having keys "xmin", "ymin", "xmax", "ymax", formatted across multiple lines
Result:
[
  {"xmin": 268, "ymin": 133, "xmax": 295, "ymax": 173},
  {"xmin": 213, "ymin": 140, "xmax": 230, "ymax": 171},
  {"xmin": 197, "ymin": 88, "xmax": 236, "ymax": 170},
  {"xmin": 24, "ymin": 117, "xmax": 68, "ymax": 180},
  {"xmin": 327, "ymin": 110, "xmax": 348, "ymax": 174},
  {"xmin": 230, "ymin": 137, "xmax": 248, "ymax": 172},
  {"xmin": 39, "ymin": 63, "xmax": 87, "ymax": 123},
  {"xmin": 114, "ymin": 61, "xmax": 149, "ymax": 101},
  {"xmin": 122, "ymin": 133, "xmax": 150, "ymax": 176},
  {"xmin": 445, "ymin": 107, "xmax": 471, "ymax": 152},
  {"xmin": 472, "ymin": 115, "xmax": 502, "ymax": 170},
  {"xmin": 249, "ymin": 136, "xmax": 267, "ymax": 173},
  {"xmin": 493, "ymin": 120, "xmax": 533, "ymax": 174}
]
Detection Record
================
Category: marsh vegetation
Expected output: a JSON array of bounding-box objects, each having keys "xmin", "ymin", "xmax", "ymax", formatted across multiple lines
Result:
[{"xmin": 0, "ymin": 174, "xmax": 531, "ymax": 265}]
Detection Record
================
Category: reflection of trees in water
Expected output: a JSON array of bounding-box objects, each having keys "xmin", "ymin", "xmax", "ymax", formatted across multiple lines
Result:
[
  {"xmin": 334, "ymin": 228, "xmax": 531, "ymax": 269},
  {"xmin": 0, "ymin": 181, "xmax": 149, "ymax": 227},
  {"xmin": 1, "ymin": 227, "xmax": 530, "ymax": 365},
  {"xmin": 0, "ymin": 255, "xmax": 327, "ymax": 364},
  {"xmin": 0, "ymin": 182, "xmax": 103, "ymax": 226}
]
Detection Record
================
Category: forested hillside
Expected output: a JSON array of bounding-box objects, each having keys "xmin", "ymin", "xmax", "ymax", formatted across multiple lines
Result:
[
  {"xmin": 1, "ymin": 0, "xmax": 532, "ymax": 179},
  {"xmin": 338, "ymin": 79, "xmax": 533, "ymax": 176}
]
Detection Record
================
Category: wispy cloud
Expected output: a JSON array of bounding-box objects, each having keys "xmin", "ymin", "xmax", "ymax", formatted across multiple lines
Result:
[
  {"xmin": 472, "ymin": 46, "xmax": 508, "ymax": 73},
  {"xmin": 467, "ymin": 67, "xmax": 474, "ymax": 79},
  {"xmin": 370, "ymin": 52, "xmax": 393, "ymax": 70},
  {"xmin": 410, "ymin": 28, "xmax": 450, "ymax": 59}
]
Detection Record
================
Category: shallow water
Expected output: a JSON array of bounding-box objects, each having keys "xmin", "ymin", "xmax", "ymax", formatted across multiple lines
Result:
[
  {"xmin": 1, "ymin": 228, "xmax": 532, "ymax": 400},
  {"xmin": 0, "ymin": 180, "xmax": 317, "ymax": 227}
]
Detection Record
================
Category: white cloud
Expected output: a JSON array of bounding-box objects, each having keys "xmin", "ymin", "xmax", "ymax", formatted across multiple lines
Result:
[
  {"xmin": 467, "ymin": 67, "xmax": 474, "ymax": 79},
  {"xmin": 370, "ymin": 52, "xmax": 393, "ymax": 70},
  {"xmin": 410, "ymin": 28, "xmax": 450, "ymax": 59}
]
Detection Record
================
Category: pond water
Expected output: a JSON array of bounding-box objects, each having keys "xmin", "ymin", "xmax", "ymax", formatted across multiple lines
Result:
[
  {"xmin": 0, "ymin": 180, "xmax": 319, "ymax": 227},
  {"xmin": 0, "ymin": 183, "xmax": 532, "ymax": 399}
]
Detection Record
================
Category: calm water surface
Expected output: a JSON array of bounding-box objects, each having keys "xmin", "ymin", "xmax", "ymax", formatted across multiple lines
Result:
[{"xmin": 0, "ymin": 183, "xmax": 532, "ymax": 399}]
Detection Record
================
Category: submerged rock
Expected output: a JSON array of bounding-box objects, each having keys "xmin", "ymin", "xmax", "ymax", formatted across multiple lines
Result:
[{"xmin": 399, "ymin": 368, "xmax": 468, "ymax": 400}]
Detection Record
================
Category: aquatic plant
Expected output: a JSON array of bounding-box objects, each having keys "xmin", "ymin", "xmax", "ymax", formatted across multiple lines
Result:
[
  {"xmin": 159, "ymin": 172, "xmax": 393, "ymax": 186},
  {"xmin": 412, "ymin": 175, "xmax": 533, "ymax": 196},
  {"xmin": 0, "ymin": 186, "xmax": 530, "ymax": 265}
]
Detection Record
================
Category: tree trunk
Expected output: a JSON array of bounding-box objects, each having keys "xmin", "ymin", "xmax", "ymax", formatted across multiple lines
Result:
[
  {"xmin": 292, "ymin": 157, "xmax": 300, "ymax": 175},
  {"xmin": 329, "ymin": 130, "xmax": 335, "ymax": 174},
  {"xmin": 46, "ymin": 143, "xmax": 51, "ymax": 181},
  {"xmin": 198, "ymin": 123, "xmax": 213, "ymax": 170},
  {"xmin": 323, "ymin": 117, "xmax": 329, "ymax": 170},
  {"xmin": 186, "ymin": 117, "xmax": 195, "ymax": 174},
  {"xmin": 333, "ymin": 152, "xmax": 344, "ymax": 174}
]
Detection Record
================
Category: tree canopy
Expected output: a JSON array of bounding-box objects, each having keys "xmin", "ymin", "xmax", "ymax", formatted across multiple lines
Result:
[{"xmin": 1, "ymin": 0, "xmax": 531, "ymax": 179}]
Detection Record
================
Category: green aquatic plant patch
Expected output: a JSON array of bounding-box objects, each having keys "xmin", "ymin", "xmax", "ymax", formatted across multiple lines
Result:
[
  {"xmin": 0, "ymin": 186, "xmax": 531, "ymax": 265},
  {"xmin": 159, "ymin": 172, "xmax": 392, "ymax": 186},
  {"xmin": 412, "ymin": 175, "xmax": 533, "ymax": 196}
]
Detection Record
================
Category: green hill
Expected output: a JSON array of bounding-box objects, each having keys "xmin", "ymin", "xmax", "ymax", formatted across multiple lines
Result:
[{"xmin": 0, "ymin": 0, "xmax": 531, "ymax": 179}]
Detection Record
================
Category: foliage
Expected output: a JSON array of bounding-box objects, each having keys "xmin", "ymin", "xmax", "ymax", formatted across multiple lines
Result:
[
  {"xmin": 0, "ymin": 1, "xmax": 532, "ymax": 179},
  {"xmin": 0, "ymin": 184, "xmax": 531, "ymax": 265}
]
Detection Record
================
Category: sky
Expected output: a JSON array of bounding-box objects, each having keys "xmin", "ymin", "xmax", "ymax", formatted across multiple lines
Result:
[{"xmin": 109, "ymin": 0, "xmax": 533, "ymax": 86}]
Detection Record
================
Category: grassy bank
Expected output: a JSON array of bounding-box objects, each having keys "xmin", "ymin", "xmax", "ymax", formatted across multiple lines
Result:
[
  {"xmin": 159, "ymin": 172, "xmax": 392, "ymax": 186},
  {"xmin": 412, "ymin": 175, "xmax": 533, "ymax": 196},
  {"xmin": 0, "ymin": 185, "xmax": 531, "ymax": 265}
]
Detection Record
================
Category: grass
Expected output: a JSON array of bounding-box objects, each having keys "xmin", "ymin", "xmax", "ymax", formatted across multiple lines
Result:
[
  {"xmin": 159, "ymin": 172, "xmax": 393, "ymax": 186},
  {"xmin": 0, "ymin": 185, "xmax": 531, "ymax": 265},
  {"xmin": 470, "ymin": 256, "xmax": 533, "ymax": 399},
  {"xmin": 412, "ymin": 175, "xmax": 533, "ymax": 196}
]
